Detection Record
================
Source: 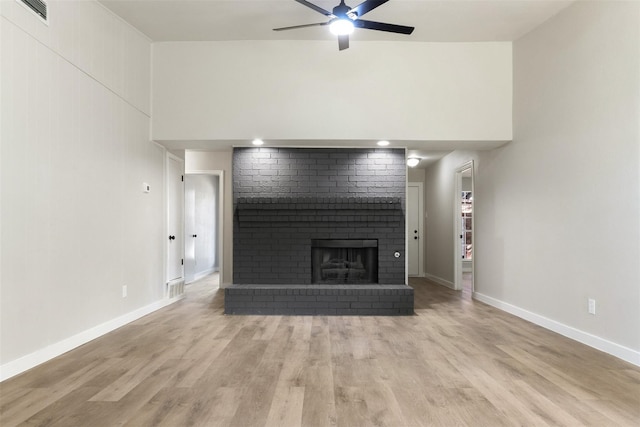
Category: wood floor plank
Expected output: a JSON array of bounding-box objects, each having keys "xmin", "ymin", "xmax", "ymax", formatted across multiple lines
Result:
[
  {"xmin": 496, "ymin": 344, "xmax": 600, "ymax": 401},
  {"xmin": 264, "ymin": 386, "xmax": 305, "ymax": 427},
  {"xmin": 228, "ymin": 358, "xmax": 283, "ymax": 427},
  {"xmin": 22, "ymin": 386, "xmax": 102, "ymax": 427},
  {"xmin": 510, "ymin": 379, "xmax": 586, "ymax": 426},
  {"xmin": 2, "ymin": 275, "xmax": 639, "ymax": 427},
  {"xmin": 301, "ymin": 363, "xmax": 338, "ymax": 427},
  {"xmin": 89, "ymin": 354, "xmax": 174, "ymax": 402},
  {"xmin": 174, "ymin": 338, "xmax": 232, "ymax": 388}
]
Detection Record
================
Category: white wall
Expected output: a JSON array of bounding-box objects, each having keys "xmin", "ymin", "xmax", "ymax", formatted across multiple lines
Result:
[
  {"xmin": 152, "ymin": 41, "xmax": 512, "ymax": 142},
  {"xmin": 475, "ymin": 1, "xmax": 640, "ymax": 361},
  {"xmin": 184, "ymin": 174, "xmax": 219, "ymax": 283},
  {"xmin": 185, "ymin": 151, "xmax": 233, "ymax": 287},
  {"xmin": 1, "ymin": 1, "xmax": 163, "ymax": 377},
  {"xmin": 407, "ymin": 168, "xmax": 425, "ymax": 183}
]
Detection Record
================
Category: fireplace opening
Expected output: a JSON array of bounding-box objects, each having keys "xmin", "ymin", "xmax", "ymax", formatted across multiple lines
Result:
[{"xmin": 311, "ymin": 239, "xmax": 378, "ymax": 284}]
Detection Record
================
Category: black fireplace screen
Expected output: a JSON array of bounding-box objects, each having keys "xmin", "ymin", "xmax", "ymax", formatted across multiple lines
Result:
[{"xmin": 311, "ymin": 239, "xmax": 378, "ymax": 284}]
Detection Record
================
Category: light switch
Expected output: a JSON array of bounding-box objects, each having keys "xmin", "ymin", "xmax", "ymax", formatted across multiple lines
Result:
[{"xmin": 143, "ymin": 183, "xmax": 150, "ymax": 193}]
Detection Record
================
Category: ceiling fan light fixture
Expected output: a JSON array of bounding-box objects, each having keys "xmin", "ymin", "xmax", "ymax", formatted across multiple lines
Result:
[
  {"xmin": 407, "ymin": 157, "xmax": 421, "ymax": 168},
  {"xmin": 329, "ymin": 19, "xmax": 354, "ymax": 36}
]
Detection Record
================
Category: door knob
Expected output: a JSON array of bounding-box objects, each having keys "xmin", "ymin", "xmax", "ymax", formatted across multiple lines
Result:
[
  {"xmin": 414, "ymin": 230, "xmax": 418, "ymax": 233},
  {"xmin": 414, "ymin": 236, "xmax": 418, "ymax": 240},
  {"xmin": 169, "ymin": 235, "xmax": 175, "ymax": 240},
  {"xmin": 192, "ymin": 234, "xmax": 197, "ymax": 238}
]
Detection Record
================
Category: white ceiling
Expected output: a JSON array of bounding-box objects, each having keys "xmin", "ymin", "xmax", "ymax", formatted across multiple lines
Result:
[
  {"xmin": 100, "ymin": 0, "xmax": 574, "ymax": 43},
  {"xmin": 99, "ymin": 0, "xmax": 574, "ymax": 167}
]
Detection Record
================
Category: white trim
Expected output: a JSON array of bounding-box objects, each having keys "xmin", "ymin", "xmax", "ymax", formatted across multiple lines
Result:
[
  {"xmin": 473, "ymin": 292, "xmax": 640, "ymax": 367},
  {"xmin": 424, "ymin": 273, "xmax": 455, "ymax": 289},
  {"xmin": 0, "ymin": 297, "xmax": 182, "ymax": 382},
  {"xmin": 404, "ymin": 148, "xmax": 408, "ymax": 285},
  {"xmin": 454, "ymin": 160, "xmax": 474, "ymax": 291}
]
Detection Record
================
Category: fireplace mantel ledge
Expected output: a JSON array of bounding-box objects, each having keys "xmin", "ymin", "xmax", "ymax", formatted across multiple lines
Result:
[{"xmin": 236, "ymin": 196, "xmax": 402, "ymax": 210}]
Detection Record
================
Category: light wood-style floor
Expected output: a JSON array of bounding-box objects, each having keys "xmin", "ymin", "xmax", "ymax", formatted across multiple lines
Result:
[{"xmin": 2, "ymin": 275, "xmax": 639, "ymax": 426}]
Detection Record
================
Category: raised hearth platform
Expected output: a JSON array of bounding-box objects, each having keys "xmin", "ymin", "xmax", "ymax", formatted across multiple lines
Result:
[{"xmin": 225, "ymin": 284, "xmax": 414, "ymax": 316}]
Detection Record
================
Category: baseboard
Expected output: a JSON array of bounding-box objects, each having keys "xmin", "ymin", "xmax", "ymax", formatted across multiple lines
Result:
[
  {"xmin": 424, "ymin": 273, "xmax": 456, "ymax": 290},
  {"xmin": 473, "ymin": 292, "xmax": 640, "ymax": 367},
  {"xmin": 0, "ymin": 297, "xmax": 182, "ymax": 382}
]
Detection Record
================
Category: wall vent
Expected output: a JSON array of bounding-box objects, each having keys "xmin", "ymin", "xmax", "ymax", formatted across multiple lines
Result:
[
  {"xmin": 18, "ymin": 0, "xmax": 47, "ymax": 21},
  {"xmin": 167, "ymin": 280, "xmax": 185, "ymax": 299}
]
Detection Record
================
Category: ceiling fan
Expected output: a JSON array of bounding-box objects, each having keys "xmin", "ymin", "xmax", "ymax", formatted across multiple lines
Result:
[{"xmin": 273, "ymin": 0, "xmax": 414, "ymax": 51}]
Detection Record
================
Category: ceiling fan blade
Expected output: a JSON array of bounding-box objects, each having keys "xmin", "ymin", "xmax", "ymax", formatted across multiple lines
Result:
[
  {"xmin": 349, "ymin": 0, "xmax": 389, "ymax": 18},
  {"xmin": 354, "ymin": 19, "xmax": 414, "ymax": 35},
  {"xmin": 294, "ymin": 0, "xmax": 334, "ymax": 17},
  {"xmin": 273, "ymin": 22, "xmax": 328, "ymax": 31},
  {"xmin": 338, "ymin": 34, "xmax": 349, "ymax": 51}
]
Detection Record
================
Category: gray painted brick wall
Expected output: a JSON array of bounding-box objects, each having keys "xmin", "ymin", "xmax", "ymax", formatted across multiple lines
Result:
[{"xmin": 233, "ymin": 147, "xmax": 406, "ymax": 285}]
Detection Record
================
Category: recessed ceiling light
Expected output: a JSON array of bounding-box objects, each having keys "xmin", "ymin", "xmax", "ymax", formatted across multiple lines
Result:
[
  {"xmin": 407, "ymin": 157, "xmax": 421, "ymax": 167},
  {"xmin": 377, "ymin": 140, "xmax": 390, "ymax": 147},
  {"xmin": 252, "ymin": 139, "xmax": 264, "ymax": 146}
]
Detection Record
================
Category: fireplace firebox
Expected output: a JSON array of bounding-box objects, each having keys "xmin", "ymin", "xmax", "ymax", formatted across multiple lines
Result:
[{"xmin": 311, "ymin": 239, "xmax": 378, "ymax": 284}]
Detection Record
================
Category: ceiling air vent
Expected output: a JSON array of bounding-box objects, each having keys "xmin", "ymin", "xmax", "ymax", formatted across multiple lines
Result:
[{"xmin": 18, "ymin": 0, "xmax": 47, "ymax": 21}]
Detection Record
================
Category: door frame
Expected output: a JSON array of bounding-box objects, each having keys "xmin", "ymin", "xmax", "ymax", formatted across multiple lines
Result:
[
  {"xmin": 185, "ymin": 169, "xmax": 225, "ymax": 287},
  {"xmin": 407, "ymin": 182, "xmax": 424, "ymax": 277},
  {"xmin": 454, "ymin": 160, "xmax": 474, "ymax": 291}
]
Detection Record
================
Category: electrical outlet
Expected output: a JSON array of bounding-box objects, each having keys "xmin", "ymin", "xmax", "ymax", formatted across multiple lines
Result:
[
  {"xmin": 588, "ymin": 298, "xmax": 596, "ymax": 315},
  {"xmin": 122, "ymin": 285, "xmax": 128, "ymax": 298}
]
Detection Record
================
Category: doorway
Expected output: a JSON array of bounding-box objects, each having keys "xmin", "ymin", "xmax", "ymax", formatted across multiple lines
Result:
[
  {"xmin": 184, "ymin": 174, "xmax": 220, "ymax": 284},
  {"xmin": 407, "ymin": 182, "xmax": 424, "ymax": 277},
  {"xmin": 454, "ymin": 161, "xmax": 474, "ymax": 294},
  {"xmin": 184, "ymin": 170, "xmax": 224, "ymax": 287}
]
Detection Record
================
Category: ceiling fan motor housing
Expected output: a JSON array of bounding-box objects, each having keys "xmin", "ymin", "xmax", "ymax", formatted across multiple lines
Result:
[{"xmin": 333, "ymin": 2, "xmax": 352, "ymax": 20}]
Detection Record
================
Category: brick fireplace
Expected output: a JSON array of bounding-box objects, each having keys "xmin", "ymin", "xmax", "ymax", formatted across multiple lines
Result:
[{"xmin": 225, "ymin": 147, "xmax": 414, "ymax": 315}]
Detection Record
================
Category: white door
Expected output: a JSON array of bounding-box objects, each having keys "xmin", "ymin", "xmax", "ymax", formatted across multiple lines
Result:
[
  {"xmin": 184, "ymin": 175, "xmax": 196, "ymax": 284},
  {"xmin": 407, "ymin": 183, "xmax": 423, "ymax": 276},
  {"xmin": 167, "ymin": 156, "xmax": 184, "ymax": 282}
]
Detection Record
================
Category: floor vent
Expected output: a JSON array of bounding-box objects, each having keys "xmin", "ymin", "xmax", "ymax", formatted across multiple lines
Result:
[
  {"xmin": 167, "ymin": 280, "xmax": 185, "ymax": 299},
  {"xmin": 18, "ymin": 0, "xmax": 47, "ymax": 21}
]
